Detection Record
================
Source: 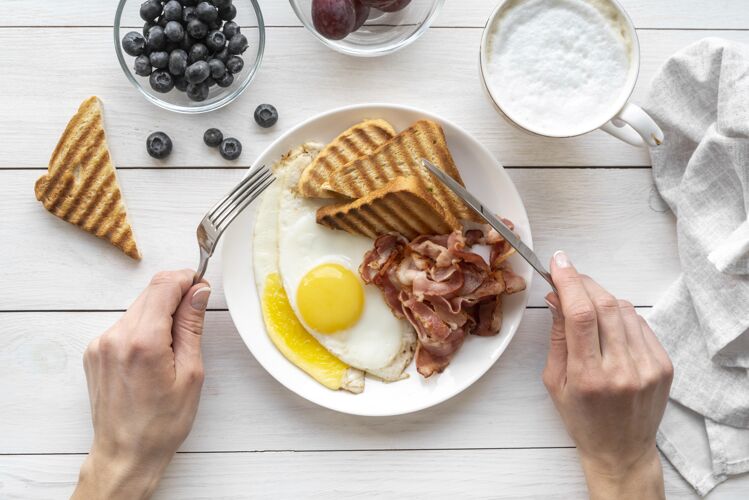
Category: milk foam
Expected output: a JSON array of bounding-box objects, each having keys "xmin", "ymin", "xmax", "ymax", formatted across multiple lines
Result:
[{"xmin": 485, "ymin": 0, "xmax": 633, "ymax": 136}]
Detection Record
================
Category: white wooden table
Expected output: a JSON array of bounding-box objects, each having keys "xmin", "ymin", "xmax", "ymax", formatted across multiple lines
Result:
[{"xmin": 2, "ymin": 1, "xmax": 748, "ymax": 498}]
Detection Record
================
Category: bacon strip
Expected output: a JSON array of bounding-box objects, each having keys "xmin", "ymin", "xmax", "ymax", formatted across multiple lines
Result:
[{"xmin": 360, "ymin": 225, "xmax": 527, "ymax": 378}]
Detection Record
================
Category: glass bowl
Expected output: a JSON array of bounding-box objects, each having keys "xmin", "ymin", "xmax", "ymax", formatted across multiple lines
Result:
[
  {"xmin": 114, "ymin": 0, "xmax": 265, "ymax": 113},
  {"xmin": 289, "ymin": 0, "xmax": 444, "ymax": 57}
]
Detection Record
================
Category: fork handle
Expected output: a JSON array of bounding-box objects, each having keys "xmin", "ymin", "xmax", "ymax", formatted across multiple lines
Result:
[{"xmin": 194, "ymin": 250, "xmax": 209, "ymax": 285}]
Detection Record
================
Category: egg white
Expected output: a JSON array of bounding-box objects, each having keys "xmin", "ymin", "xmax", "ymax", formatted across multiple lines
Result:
[{"xmin": 277, "ymin": 169, "xmax": 409, "ymax": 373}]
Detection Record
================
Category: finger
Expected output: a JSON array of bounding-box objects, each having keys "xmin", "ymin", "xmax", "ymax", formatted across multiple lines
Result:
[
  {"xmin": 123, "ymin": 270, "xmax": 196, "ymax": 348},
  {"xmin": 172, "ymin": 283, "xmax": 211, "ymax": 385},
  {"xmin": 543, "ymin": 292, "xmax": 567, "ymax": 392},
  {"xmin": 617, "ymin": 300, "xmax": 649, "ymax": 363},
  {"xmin": 639, "ymin": 316, "xmax": 674, "ymax": 378},
  {"xmin": 550, "ymin": 251, "xmax": 601, "ymax": 365},
  {"xmin": 580, "ymin": 277, "xmax": 629, "ymax": 361}
]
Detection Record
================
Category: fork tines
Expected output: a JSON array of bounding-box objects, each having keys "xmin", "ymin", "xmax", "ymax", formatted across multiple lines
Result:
[{"xmin": 210, "ymin": 164, "xmax": 274, "ymax": 229}]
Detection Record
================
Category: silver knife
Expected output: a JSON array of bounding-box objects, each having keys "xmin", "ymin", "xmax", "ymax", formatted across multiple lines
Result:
[{"xmin": 422, "ymin": 159, "xmax": 556, "ymax": 292}]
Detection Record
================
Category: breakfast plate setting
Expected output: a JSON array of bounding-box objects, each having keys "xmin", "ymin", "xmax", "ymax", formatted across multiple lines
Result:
[
  {"xmin": 5, "ymin": 0, "xmax": 749, "ymax": 497},
  {"xmin": 222, "ymin": 104, "xmax": 533, "ymax": 416}
]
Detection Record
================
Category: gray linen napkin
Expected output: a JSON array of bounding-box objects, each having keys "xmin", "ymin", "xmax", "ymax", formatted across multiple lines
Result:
[{"xmin": 644, "ymin": 37, "xmax": 749, "ymax": 495}]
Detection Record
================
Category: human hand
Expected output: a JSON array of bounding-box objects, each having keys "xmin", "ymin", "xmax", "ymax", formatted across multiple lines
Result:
[
  {"xmin": 542, "ymin": 252, "xmax": 673, "ymax": 500},
  {"xmin": 72, "ymin": 270, "xmax": 211, "ymax": 500}
]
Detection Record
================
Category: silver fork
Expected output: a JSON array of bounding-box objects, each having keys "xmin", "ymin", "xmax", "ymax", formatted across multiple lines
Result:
[{"xmin": 193, "ymin": 164, "xmax": 275, "ymax": 284}]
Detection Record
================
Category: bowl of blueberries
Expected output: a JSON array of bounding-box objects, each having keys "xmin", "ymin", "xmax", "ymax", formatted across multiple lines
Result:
[
  {"xmin": 115, "ymin": 0, "xmax": 265, "ymax": 113},
  {"xmin": 289, "ymin": 0, "xmax": 444, "ymax": 57}
]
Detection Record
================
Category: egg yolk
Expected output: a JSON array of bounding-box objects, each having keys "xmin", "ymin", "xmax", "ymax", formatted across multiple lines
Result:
[{"xmin": 297, "ymin": 263, "xmax": 364, "ymax": 334}]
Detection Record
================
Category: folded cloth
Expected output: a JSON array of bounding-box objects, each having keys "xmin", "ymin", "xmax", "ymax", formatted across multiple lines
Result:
[{"xmin": 645, "ymin": 37, "xmax": 749, "ymax": 495}]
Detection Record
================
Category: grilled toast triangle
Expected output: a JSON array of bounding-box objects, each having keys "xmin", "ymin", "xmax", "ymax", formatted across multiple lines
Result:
[
  {"xmin": 34, "ymin": 97, "xmax": 141, "ymax": 260},
  {"xmin": 297, "ymin": 119, "xmax": 396, "ymax": 198},
  {"xmin": 316, "ymin": 176, "xmax": 461, "ymax": 240},
  {"xmin": 321, "ymin": 119, "xmax": 481, "ymax": 223}
]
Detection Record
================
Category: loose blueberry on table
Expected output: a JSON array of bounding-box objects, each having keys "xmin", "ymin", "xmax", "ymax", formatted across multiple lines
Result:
[
  {"xmin": 122, "ymin": 0, "xmax": 248, "ymax": 102},
  {"xmin": 254, "ymin": 104, "xmax": 278, "ymax": 128},
  {"xmin": 311, "ymin": 0, "xmax": 412, "ymax": 41},
  {"xmin": 146, "ymin": 131, "xmax": 173, "ymax": 159},
  {"xmin": 203, "ymin": 128, "xmax": 224, "ymax": 147},
  {"xmin": 219, "ymin": 137, "xmax": 242, "ymax": 160}
]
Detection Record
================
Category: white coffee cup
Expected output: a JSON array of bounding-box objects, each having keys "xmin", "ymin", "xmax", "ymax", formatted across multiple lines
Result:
[{"xmin": 479, "ymin": 0, "xmax": 663, "ymax": 147}]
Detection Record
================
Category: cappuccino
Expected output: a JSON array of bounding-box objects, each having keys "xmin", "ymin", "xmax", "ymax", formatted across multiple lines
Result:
[{"xmin": 484, "ymin": 0, "xmax": 634, "ymax": 137}]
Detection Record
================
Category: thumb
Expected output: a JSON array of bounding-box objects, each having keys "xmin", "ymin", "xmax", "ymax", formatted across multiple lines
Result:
[
  {"xmin": 542, "ymin": 292, "xmax": 567, "ymax": 393},
  {"xmin": 172, "ymin": 283, "xmax": 211, "ymax": 373}
]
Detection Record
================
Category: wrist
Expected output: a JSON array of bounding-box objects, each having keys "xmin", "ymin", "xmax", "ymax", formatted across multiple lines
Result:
[
  {"xmin": 580, "ymin": 446, "xmax": 665, "ymax": 500},
  {"xmin": 72, "ymin": 446, "xmax": 168, "ymax": 500}
]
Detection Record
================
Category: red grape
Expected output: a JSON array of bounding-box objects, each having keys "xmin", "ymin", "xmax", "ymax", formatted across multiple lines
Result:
[
  {"xmin": 353, "ymin": 0, "xmax": 371, "ymax": 31},
  {"xmin": 312, "ymin": 0, "xmax": 356, "ymax": 40}
]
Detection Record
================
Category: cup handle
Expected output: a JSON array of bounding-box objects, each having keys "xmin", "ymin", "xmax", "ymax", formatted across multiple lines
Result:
[{"xmin": 600, "ymin": 103, "xmax": 664, "ymax": 147}]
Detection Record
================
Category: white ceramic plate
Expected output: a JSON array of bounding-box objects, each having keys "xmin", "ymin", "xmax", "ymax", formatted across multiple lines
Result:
[{"xmin": 222, "ymin": 104, "xmax": 533, "ymax": 416}]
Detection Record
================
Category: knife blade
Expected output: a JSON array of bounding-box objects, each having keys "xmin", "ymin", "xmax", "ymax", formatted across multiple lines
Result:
[{"xmin": 422, "ymin": 159, "xmax": 556, "ymax": 292}]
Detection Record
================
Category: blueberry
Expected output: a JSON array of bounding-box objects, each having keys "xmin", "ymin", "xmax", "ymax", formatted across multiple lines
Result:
[
  {"xmin": 134, "ymin": 54, "xmax": 152, "ymax": 76},
  {"xmin": 146, "ymin": 25, "xmax": 166, "ymax": 50},
  {"xmin": 205, "ymin": 76, "xmax": 216, "ymax": 87},
  {"xmin": 149, "ymin": 70, "xmax": 174, "ymax": 93},
  {"xmin": 228, "ymin": 33, "xmax": 248, "ymax": 54},
  {"xmin": 225, "ymin": 55, "xmax": 243, "ymax": 74},
  {"xmin": 210, "ymin": 0, "xmax": 232, "ymax": 8},
  {"xmin": 213, "ymin": 47, "xmax": 229, "ymax": 62},
  {"xmin": 254, "ymin": 104, "xmax": 278, "ymax": 128},
  {"xmin": 164, "ymin": 21, "xmax": 184, "ymax": 42},
  {"xmin": 181, "ymin": 0, "xmax": 199, "ymax": 5},
  {"xmin": 163, "ymin": 0, "xmax": 183, "ymax": 21},
  {"xmin": 157, "ymin": 16, "xmax": 168, "ymax": 28},
  {"xmin": 196, "ymin": 2, "xmax": 218, "ymax": 23},
  {"xmin": 185, "ymin": 60, "xmax": 211, "ymax": 83},
  {"xmin": 139, "ymin": 0, "xmax": 162, "ymax": 21},
  {"xmin": 146, "ymin": 132, "xmax": 173, "ymax": 159},
  {"xmin": 215, "ymin": 71, "xmax": 234, "ymax": 87},
  {"xmin": 122, "ymin": 31, "xmax": 146, "ymax": 56},
  {"xmin": 206, "ymin": 58, "xmax": 225, "ymax": 79},
  {"xmin": 179, "ymin": 33, "xmax": 196, "ymax": 51},
  {"xmin": 189, "ymin": 43, "xmax": 209, "ymax": 62},
  {"xmin": 206, "ymin": 30, "xmax": 226, "ymax": 52},
  {"xmin": 143, "ymin": 21, "xmax": 154, "ymax": 37},
  {"xmin": 219, "ymin": 138, "xmax": 242, "ymax": 160},
  {"xmin": 208, "ymin": 18, "xmax": 223, "ymax": 31},
  {"xmin": 219, "ymin": 4, "xmax": 236, "ymax": 21},
  {"xmin": 186, "ymin": 19, "xmax": 208, "ymax": 39},
  {"xmin": 182, "ymin": 6, "xmax": 197, "ymax": 23},
  {"xmin": 203, "ymin": 128, "xmax": 223, "ymax": 147},
  {"xmin": 149, "ymin": 51, "xmax": 169, "ymax": 69},
  {"xmin": 186, "ymin": 82, "xmax": 210, "ymax": 101},
  {"xmin": 174, "ymin": 74, "xmax": 189, "ymax": 91},
  {"xmin": 222, "ymin": 21, "xmax": 240, "ymax": 39},
  {"xmin": 169, "ymin": 49, "xmax": 189, "ymax": 75}
]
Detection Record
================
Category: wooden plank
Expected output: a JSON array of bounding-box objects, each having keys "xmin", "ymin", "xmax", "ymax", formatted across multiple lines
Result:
[
  {"xmin": 2, "ymin": 449, "xmax": 744, "ymax": 499},
  {"xmin": 2, "ymin": 28, "xmax": 749, "ymax": 169},
  {"xmin": 0, "ymin": 309, "xmax": 570, "ymax": 453},
  {"xmin": 0, "ymin": 168, "xmax": 678, "ymax": 311},
  {"xmin": 2, "ymin": 0, "xmax": 748, "ymax": 29}
]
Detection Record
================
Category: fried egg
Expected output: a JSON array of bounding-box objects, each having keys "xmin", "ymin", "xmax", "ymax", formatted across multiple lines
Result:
[{"xmin": 277, "ymin": 167, "xmax": 413, "ymax": 374}]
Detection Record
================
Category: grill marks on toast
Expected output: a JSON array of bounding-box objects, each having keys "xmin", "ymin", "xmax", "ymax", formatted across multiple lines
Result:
[
  {"xmin": 322, "ymin": 120, "xmax": 481, "ymax": 223},
  {"xmin": 297, "ymin": 119, "xmax": 396, "ymax": 198},
  {"xmin": 34, "ymin": 97, "xmax": 141, "ymax": 260},
  {"xmin": 316, "ymin": 176, "xmax": 461, "ymax": 240}
]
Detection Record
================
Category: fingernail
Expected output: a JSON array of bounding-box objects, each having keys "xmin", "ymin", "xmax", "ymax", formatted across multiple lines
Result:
[
  {"xmin": 545, "ymin": 298, "xmax": 561, "ymax": 320},
  {"xmin": 191, "ymin": 287, "xmax": 211, "ymax": 311},
  {"xmin": 553, "ymin": 250, "xmax": 571, "ymax": 269}
]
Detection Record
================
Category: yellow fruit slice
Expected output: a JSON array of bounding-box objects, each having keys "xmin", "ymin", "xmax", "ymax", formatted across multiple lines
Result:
[{"xmin": 261, "ymin": 272, "xmax": 351, "ymax": 391}]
